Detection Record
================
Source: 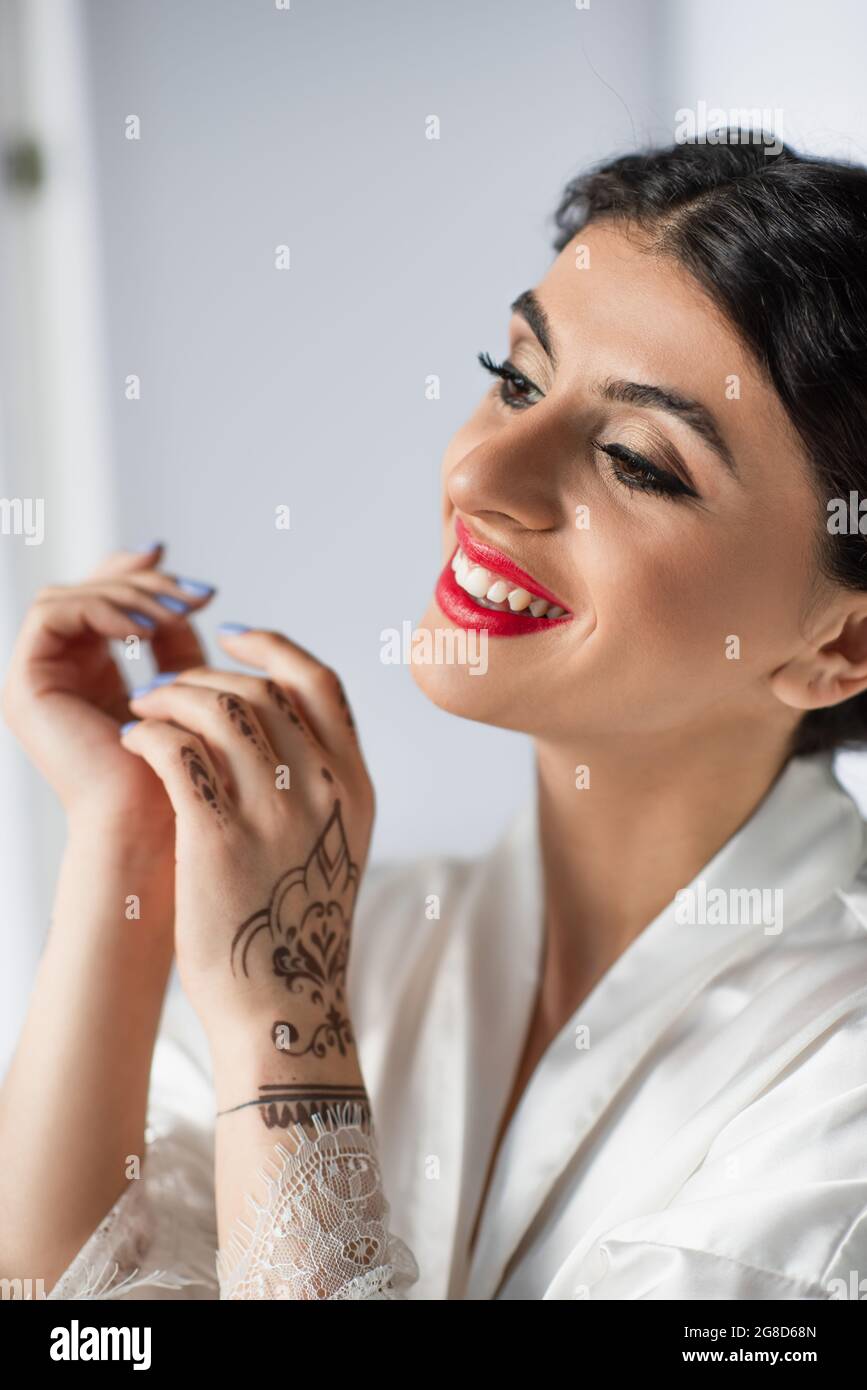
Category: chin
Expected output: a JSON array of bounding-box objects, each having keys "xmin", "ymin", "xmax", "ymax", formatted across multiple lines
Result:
[{"xmin": 408, "ymin": 599, "xmax": 534, "ymax": 733}]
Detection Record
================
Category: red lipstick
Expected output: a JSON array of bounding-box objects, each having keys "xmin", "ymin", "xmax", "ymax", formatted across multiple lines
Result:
[
  {"xmin": 434, "ymin": 516, "xmax": 573, "ymax": 637},
  {"xmin": 454, "ymin": 517, "xmax": 569, "ymax": 609}
]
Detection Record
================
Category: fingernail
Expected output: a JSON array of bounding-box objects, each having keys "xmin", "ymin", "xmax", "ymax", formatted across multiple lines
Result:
[
  {"xmin": 134, "ymin": 540, "xmax": 163, "ymax": 552},
  {"xmin": 218, "ymin": 622, "xmax": 251, "ymax": 634},
  {"xmin": 155, "ymin": 594, "xmax": 189, "ymax": 614},
  {"xmin": 119, "ymin": 720, "xmax": 140, "ymax": 735},
  {"xmin": 124, "ymin": 609, "xmax": 156, "ymax": 629},
  {"xmin": 130, "ymin": 672, "xmax": 179, "ymax": 698},
  {"xmin": 174, "ymin": 577, "xmax": 215, "ymax": 596}
]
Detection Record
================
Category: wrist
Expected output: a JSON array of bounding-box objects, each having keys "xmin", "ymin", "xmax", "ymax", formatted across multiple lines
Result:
[
  {"xmin": 205, "ymin": 1011, "xmax": 364, "ymax": 1111},
  {"xmin": 65, "ymin": 802, "xmax": 174, "ymax": 870},
  {"xmin": 194, "ymin": 975, "xmax": 357, "ymax": 1058},
  {"xmin": 56, "ymin": 811, "xmax": 176, "ymax": 947}
]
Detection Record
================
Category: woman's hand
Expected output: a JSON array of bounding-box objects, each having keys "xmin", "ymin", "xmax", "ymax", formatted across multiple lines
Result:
[
  {"xmin": 0, "ymin": 543, "xmax": 216, "ymax": 842},
  {"xmin": 0, "ymin": 547, "xmax": 217, "ymax": 1288},
  {"xmin": 120, "ymin": 627, "xmax": 375, "ymax": 1054}
]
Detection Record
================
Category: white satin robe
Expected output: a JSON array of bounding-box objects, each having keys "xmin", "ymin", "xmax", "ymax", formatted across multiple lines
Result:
[{"xmin": 51, "ymin": 749, "xmax": 867, "ymax": 1299}]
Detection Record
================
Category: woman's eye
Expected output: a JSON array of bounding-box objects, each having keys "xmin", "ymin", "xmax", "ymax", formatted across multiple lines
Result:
[
  {"xmin": 475, "ymin": 352, "xmax": 698, "ymax": 501},
  {"xmin": 477, "ymin": 350, "xmax": 542, "ymax": 411},
  {"xmin": 593, "ymin": 441, "xmax": 697, "ymax": 501}
]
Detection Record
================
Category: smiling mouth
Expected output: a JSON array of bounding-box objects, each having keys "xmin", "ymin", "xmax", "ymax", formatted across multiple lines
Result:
[
  {"xmin": 452, "ymin": 514, "xmax": 572, "ymax": 618},
  {"xmin": 433, "ymin": 517, "xmax": 573, "ymax": 636},
  {"xmin": 450, "ymin": 545, "xmax": 570, "ymax": 619}
]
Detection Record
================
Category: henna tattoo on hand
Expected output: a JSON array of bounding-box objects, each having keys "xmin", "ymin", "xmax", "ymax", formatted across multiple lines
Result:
[
  {"xmin": 265, "ymin": 678, "xmax": 314, "ymax": 744},
  {"xmin": 272, "ymin": 1020, "xmax": 299, "ymax": 1050},
  {"xmin": 181, "ymin": 744, "xmax": 226, "ymax": 826},
  {"xmin": 266, "ymin": 672, "xmax": 355, "ymax": 747},
  {"xmin": 230, "ymin": 801, "xmax": 359, "ymax": 1059},
  {"xmin": 335, "ymin": 679, "xmax": 356, "ymax": 735},
  {"xmin": 265, "ymin": 678, "xmax": 297, "ymax": 720},
  {"xmin": 217, "ymin": 1082, "xmax": 371, "ymax": 1130},
  {"xmin": 217, "ymin": 691, "xmax": 271, "ymax": 762}
]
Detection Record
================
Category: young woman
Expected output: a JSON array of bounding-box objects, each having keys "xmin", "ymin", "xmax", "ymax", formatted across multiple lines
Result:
[{"xmin": 2, "ymin": 132, "xmax": 867, "ymax": 1301}]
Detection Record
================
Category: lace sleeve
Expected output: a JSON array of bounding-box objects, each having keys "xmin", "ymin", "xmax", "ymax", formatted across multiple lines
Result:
[{"xmin": 215, "ymin": 1101, "xmax": 420, "ymax": 1300}]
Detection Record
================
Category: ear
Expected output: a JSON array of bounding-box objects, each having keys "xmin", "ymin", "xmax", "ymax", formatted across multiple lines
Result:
[{"xmin": 771, "ymin": 606, "xmax": 867, "ymax": 712}]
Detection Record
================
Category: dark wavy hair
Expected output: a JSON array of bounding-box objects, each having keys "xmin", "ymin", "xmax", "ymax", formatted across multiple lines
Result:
[{"xmin": 551, "ymin": 132, "xmax": 867, "ymax": 757}]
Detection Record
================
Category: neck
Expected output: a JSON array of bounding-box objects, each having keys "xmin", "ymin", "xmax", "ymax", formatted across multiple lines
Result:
[{"xmin": 531, "ymin": 722, "xmax": 794, "ymax": 1021}]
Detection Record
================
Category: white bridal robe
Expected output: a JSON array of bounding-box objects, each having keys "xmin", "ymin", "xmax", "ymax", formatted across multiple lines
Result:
[{"xmin": 47, "ymin": 749, "xmax": 867, "ymax": 1299}]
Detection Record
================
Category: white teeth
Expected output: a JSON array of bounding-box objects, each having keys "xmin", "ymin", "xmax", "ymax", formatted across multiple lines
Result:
[
  {"xmin": 450, "ymin": 545, "xmax": 569, "ymax": 620},
  {"xmin": 464, "ymin": 565, "xmax": 493, "ymax": 598}
]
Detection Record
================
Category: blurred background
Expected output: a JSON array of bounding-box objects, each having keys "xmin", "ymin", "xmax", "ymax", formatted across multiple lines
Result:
[{"xmin": 2, "ymin": 0, "xmax": 867, "ymax": 1063}]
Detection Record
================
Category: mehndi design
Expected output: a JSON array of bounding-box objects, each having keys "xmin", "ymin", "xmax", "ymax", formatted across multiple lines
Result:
[{"xmin": 229, "ymin": 801, "xmax": 359, "ymax": 1058}]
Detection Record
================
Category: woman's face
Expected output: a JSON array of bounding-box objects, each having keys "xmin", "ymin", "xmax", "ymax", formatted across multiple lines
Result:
[{"xmin": 411, "ymin": 220, "xmax": 831, "ymax": 747}]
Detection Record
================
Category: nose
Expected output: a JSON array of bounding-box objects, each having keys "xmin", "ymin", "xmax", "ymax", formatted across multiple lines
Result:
[{"xmin": 446, "ymin": 410, "xmax": 574, "ymax": 535}]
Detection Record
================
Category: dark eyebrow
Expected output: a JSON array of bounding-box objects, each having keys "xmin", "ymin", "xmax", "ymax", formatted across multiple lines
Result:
[
  {"xmin": 510, "ymin": 289, "xmax": 558, "ymax": 369},
  {"xmin": 598, "ymin": 378, "xmax": 738, "ymax": 479},
  {"xmin": 511, "ymin": 287, "xmax": 738, "ymax": 479}
]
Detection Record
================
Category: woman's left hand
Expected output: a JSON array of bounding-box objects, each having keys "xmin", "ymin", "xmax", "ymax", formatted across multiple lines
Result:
[{"xmin": 120, "ymin": 627, "xmax": 375, "ymax": 1059}]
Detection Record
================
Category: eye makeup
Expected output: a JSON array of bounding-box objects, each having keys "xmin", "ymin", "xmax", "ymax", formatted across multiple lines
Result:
[{"xmin": 478, "ymin": 350, "xmax": 700, "ymax": 501}]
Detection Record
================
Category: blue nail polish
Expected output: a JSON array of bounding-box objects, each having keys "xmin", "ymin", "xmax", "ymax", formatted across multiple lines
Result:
[
  {"xmin": 174, "ymin": 577, "xmax": 215, "ymax": 596},
  {"xmin": 134, "ymin": 540, "xmax": 163, "ymax": 552},
  {"xmin": 120, "ymin": 720, "xmax": 140, "ymax": 735},
  {"xmin": 218, "ymin": 622, "xmax": 251, "ymax": 634},
  {"xmin": 155, "ymin": 594, "xmax": 189, "ymax": 614},
  {"xmin": 124, "ymin": 609, "xmax": 156, "ymax": 629}
]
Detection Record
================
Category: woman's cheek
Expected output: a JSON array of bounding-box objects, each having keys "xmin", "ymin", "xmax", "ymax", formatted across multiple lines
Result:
[{"xmin": 594, "ymin": 546, "xmax": 728, "ymax": 671}]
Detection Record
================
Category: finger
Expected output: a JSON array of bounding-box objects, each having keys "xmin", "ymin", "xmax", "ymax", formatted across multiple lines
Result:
[
  {"xmin": 55, "ymin": 578, "xmax": 214, "ymax": 685},
  {"xmin": 84, "ymin": 577, "xmax": 214, "ymax": 623},
  {"xmin": 92, "ymin": 576, "xmax": 214, "ymax": 674},
  {"xmin": 24, "ymin": 591, "xmax": 163, "ymax": 652},
  {"xmin": 86, "ymin": 541, "xmax": 165, "ymax": 581},
  {"xmin": 216, "ymin": 626, "xmax": 358, "ymax": 758},
  {"xmin": 120, "ymin": 571, "xmax": 215, "ymax": 675},
  {"xmin": 146, "ymin": 665, "xmax": 315, "ymax": 762},
  {"xmin": 1, "ymin": 594, "xmax": 159, "ymax": 718},
  {"xmin": 119, "ymin": 719, "xmax": 230, "ymax": 829},
  {"xmin": 28, "ymin": 579, "xmax": 209, "ymax": 632},
  {"xmin": 150, "ymin": 616, "xmax": 208, "ymax": 677},
  {"xmin": 128, "ymin": 681, "xmax": 278, "ymax": 809},
  {"xmin": 124, "ymin": 569, "xmax": 217, "ymax": 607}
]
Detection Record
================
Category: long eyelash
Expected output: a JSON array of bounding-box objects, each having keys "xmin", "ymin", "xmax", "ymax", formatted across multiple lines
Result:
[
  {"xmin": 592, "ymin": 440, "xmax": 695, "ymax": 502},
  {"xmin": 475, "ymin": 355, "xmax": 695, "ymax": 501},
  {"xmin": 477, "ymin": 350, "xmax": 541, "ymax": 404}
]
